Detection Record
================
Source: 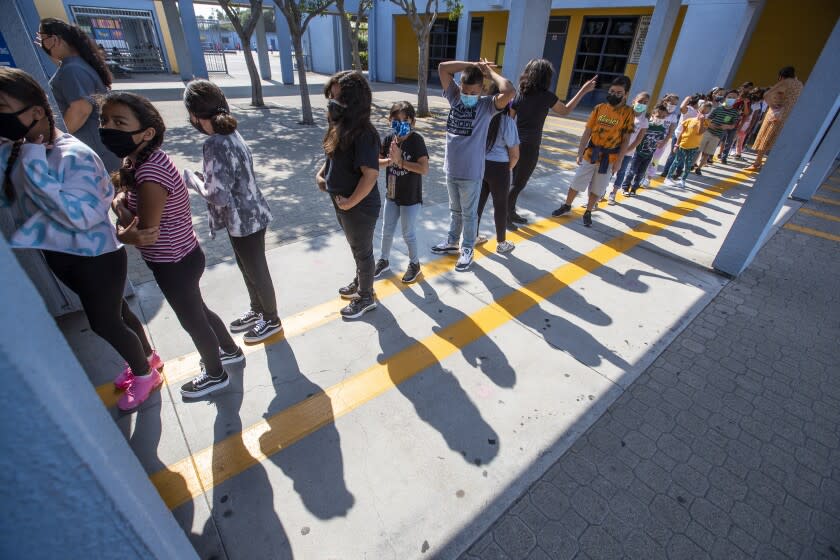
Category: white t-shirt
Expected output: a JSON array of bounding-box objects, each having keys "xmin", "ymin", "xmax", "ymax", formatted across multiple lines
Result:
[{"xmin": 627, "ymin": 112, "xmax": 649, "ymax": 148}]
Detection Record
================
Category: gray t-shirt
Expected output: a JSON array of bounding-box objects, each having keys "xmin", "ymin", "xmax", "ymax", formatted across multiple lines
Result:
[
  {"xmin": 49, "ymin": 56, "xmax": 120, "ymax": 173},
  {"xmin": 485, "ymin": 114, "xmax": 520, "ymax": 163},
  {"xmin": 443, "ymin": 81, "xmax": 499, "ymax": 181}
]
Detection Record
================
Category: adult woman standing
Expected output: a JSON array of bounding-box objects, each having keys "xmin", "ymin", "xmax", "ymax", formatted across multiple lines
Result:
[
  {"xmin": 746, "ymin": 66, "xmax": 803, "ymax": 172},
  {"xmin": 507, "ymin": 59, "xmax": 596, "ymax": 229},
  {"xmin": 36, "ymin": 18, "xmax": 121, "ymax": 172},
  {"xmin": 316, "ymin": 71, "xmax": 381, "ymax": 319}
]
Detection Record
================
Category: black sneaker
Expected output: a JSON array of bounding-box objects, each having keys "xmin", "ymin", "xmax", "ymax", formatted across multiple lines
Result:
[
  {"xmin": 694, "ymin": 168, "xmax": 703, "ymax": 176},
  {"xmin": 338, "ymin": 277, "xmax": 359, "ymax": 300},
  {"xmin": 340, "ymin": 296, "xmax": 377, "ymax": 319},
  {"xmin": 506, "ymin": 219, "xmax": 519, "ymax": 232},
  {"xmin": 180, "ymin": 369, "xmax": 229, "ymax": 398},
  {"xmin": 583, "ymin": 211, "xmax": 593, "ymax": 227},
  {"xmin": 220, "ymin": 346, "xmax": 245, "ymax": 365},
  {"xmin": 402, "ymin": 262, "xmax": 421, "ymax": 284},
  {"xmin": 243, "ymin": 317, "xmax": 283, "ymax": 344},
  {"xmin": 510, "ymin": 212, "xmax": 528, "ymax": 224},
  {"xmin": 374, "ymin": 259, "xmax": 390, "ymax": 278},
  {"xmin": 229, "ymin": 310, "xmax": 260, "ymax": 333},
  {"xmin": 551, "ymin": 204, "xmax": 572, "ymax": 217}
]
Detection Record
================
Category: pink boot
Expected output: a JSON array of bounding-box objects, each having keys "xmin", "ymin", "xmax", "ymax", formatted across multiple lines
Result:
[
  {"xmin": 114, "ymin": 351, "xmax": 164, "ymax": 390},
  {"xmin": 117, "ymin": 368, "xmax": 163, "ymax": 412}
]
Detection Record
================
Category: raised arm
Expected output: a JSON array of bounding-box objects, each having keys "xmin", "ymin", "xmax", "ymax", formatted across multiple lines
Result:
[
  {"xmin": 478, "ymin": 60, "xmax": 515, "ymax": 110},
  {"xmin": 438, "ymin": 60, "xmax": 474, "ymax": 93},
  {"xmin": 552, "ymin": 76, "xmax": 598, "ymax": 116}
]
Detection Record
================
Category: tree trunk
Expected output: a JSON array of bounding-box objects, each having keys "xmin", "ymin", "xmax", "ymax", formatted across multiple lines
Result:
[
  {"xmin": 416, "ymin": 29, "xmax": 431, "ymax": 117},
  {"xmin": 352, "ymin": 19, "xmax": 362, "ymax": 71},
  {"xmin": 291, "ymin": 31, "xmax": 314, "ymax": 124},
  {"xmin": 241, "ymin": 43, "xmax": 264, "ymax": 106},
  {"xmin": 337, "ymin": 8, "xmax": 355, "ymax": 70}
]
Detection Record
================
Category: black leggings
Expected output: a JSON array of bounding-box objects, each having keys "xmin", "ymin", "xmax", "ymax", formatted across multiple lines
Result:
[
  {"xmin": 508, "ymin": 141, "xmax": 541, "ymax": 214},
  {"xmin": 44, "ymin": 247, "xmax": 151, "ymax": 375},
  {"xmin": 146, "ymin": 245, "xmax": 236, "ymax": 377},
  {"xmin": 229, "ymin": 229, "xmax": 278, "ymax": 322},
  {"xmin": 335, "ymin": 203, "xmax": 379, "ymax": 299},
  {"xmin": 478, "ymin": 160, "xmax": 510, "ymax": 242}
]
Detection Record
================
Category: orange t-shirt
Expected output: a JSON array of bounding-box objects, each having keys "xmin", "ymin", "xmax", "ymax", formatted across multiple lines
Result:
[{"xmin": 584, "ymin": 103, "xmax": 635, "ymax": 165}]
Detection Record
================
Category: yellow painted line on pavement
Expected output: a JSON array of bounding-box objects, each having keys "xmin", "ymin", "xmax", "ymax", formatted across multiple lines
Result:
[
  {"xmin": 539, "ymin": 155, "xmax": 577, "ymax": 171},
  {"xmin": 541, "ymin": 144, "xmax": 578, "ymax": 157},
  {"xmin": 151, "ymin": 172, "xmax": 742, "ymax": 510},
  {"xmin": 783, "ymin": 223, "xmax": 840, "ymax": 243},
  {"xmin": 799, "ymin": 207, "xmax": 840, "ymax": 223},
  {"xmin": 813, "ymin": 195, "xmax": 840, "ymax": 207}
]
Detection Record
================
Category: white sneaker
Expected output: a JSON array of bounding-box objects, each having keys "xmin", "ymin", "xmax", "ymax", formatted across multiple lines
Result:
[
  {"xmin": 607, "ymin": 192, "xmax": 617, "ymax": 205},
  {"xmin": 431, "ymin": 241, "xmax": 459, "ymax": 254},
  {"xmin": 680, "ymin": 178, "xmax": 687, "ymax": 188},
  {"xmin": 642, "ymin": 177, "xmax": 651, "ymax": 187},
  {"xmin": 496, "ymin": 240, "xmax": 515, "ymax": 254},
  {"xmin": 475, "ymin": 235, "xmax": 489, "ymax": 245},
  {"xmin": 455, "ymin": 247, "xmax": 473, "ymax": 272}
]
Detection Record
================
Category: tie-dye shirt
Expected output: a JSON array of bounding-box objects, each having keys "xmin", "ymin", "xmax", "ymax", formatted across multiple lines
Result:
[
  {"xmin": 0, "ymin": 134, "xmax": 119, "ymax": 256},
  {"xmin": 188, "ymin": 131, "xmax": 272, "ymax": 238}
]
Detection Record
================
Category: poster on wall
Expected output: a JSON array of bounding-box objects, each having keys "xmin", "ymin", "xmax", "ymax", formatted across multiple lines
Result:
[
  {"xmin": 0, "ymin": 32, "xmax": 16, "ymax": 68},
  {"xmin": 629, "ymin": 15, "xmax": 652, "ymax": 64}
]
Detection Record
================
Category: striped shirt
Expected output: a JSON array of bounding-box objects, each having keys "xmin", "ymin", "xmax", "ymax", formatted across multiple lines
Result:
[
  {"xmin": 708, "ymin": 106, "xmax": 741, "ymax": 138},
  {"xmin": 127, "ymin": 149, "xmax": 197, "ymax": 262}
]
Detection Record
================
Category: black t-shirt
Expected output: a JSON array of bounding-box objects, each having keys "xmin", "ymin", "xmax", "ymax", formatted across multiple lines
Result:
[
  {"xmin": 512, "ymin": 89, "xmax": 559, "ymax": 145},
  {"xmin": 325, "ymin": 128, "xmax": 381, "ymax": 212},
  {"xmin": 380, "ymin": 131, "xmax": 428, "ymax": 206}
]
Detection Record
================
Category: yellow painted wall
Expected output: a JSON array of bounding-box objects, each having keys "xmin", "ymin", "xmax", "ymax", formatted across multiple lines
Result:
[
  {"xmin": 733, "ymin": 0, "xmax": 839, "ymax": 87},
  {"xmin": 652, "ymin": 5, "xmax": 687, "ymax": 102},
  {"xmin": 473, "ymin": 11, "xmax": 508, "ymax": 68},
  {"xmin": 34, "ymin": 0, "xmax": 69, "ymax": 21},
  {"xmin": 394, "ymin": 15, "xmax": 418, "ymax": 80},
  {"xmin": 551, "ymin": 7, "xmax": 654, "ymax": 101},
  {"xmin": 153, "ymin": 1, "xmax": 179, "ymax": 74}
]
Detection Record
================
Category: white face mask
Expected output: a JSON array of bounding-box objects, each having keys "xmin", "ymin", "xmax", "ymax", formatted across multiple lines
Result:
[{"xmin": 666, "ymin": 103, "xmax": 677, "ymax": 113}]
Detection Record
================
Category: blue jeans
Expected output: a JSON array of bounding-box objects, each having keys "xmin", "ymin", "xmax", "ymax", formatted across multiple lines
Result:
[
  {"xmin": 380, "ymin": 199, "xmax": 420, "ymax": 263},
  {"xmin": 446, "ymin": 177, "xmax": 481, "ymax": 249},
  {"xmin": 612, "ymin": 155, "xmax": 633, "ymax": 190}
]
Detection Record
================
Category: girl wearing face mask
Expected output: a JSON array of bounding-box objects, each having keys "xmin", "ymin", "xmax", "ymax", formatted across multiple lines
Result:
[
  {"xmin": 101, "ymin": 91, "xmax": 244, "ymax": 400},
  {"xmin": 695, "ymin": 90, "xmax": 740, "ymax": 174},
  {"xmin": 373, "ymin": 101, "xmax": 428, "ymax": 284},
  {"xmin": 317, "ymin": 71, "xmax": 381, "ymax": 319},
  {"xmin": 621, "ymin": 104, "xmax": 669, "ymax": 196},
  {"xmin": 182, "ymin": 80, "xmax": 279, "ymax": 344},
  {"xmin": 607, "ymin": 91, "xmax": 649, "ymax": 205},
  {"xmin": 0, "ymin": 68, "xmax": 161, "ymax": 412},
  {"xmin": 646, "ymin": 93, "xmax": 680, "ymax": 183},
  {"xmin": 36, "ymin": 18, "xmax": 120, "ymax": 173}
]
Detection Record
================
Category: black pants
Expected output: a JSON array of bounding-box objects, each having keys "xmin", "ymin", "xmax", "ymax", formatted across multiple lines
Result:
[
  {"xmin": 335, "ymin": 204, "xmax": 379, "ymax": 299},
  {"xmin": 146, "ymin": 245, "xmax": 236, "ymax": 377},
  {"xmin": 44, "ymin": 247, "xmax": 151, "ymax": 375},
  {"xmin": 478, "ymin": 160, "xmax": 510, "ymax": 242},
  {"xmin": 229, "ymin": 229, "xmax": 278, "ymax": 322},
  {"xmin": 508, "ymin": 141, "xmax": 540, "ymax": 215},
  {"xmin": 720, "ymin": 129, "xmax": 737, "ymax": 159}
]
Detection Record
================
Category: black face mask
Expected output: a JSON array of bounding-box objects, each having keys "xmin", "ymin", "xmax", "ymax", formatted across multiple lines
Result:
[
  {"xmin": 0, "ymin": 106, "xmax": 37, "ymax": 142},
  {"xmin": 99, "ymin": 127, "xmax": 145, "ymax": 158},
  {"xmin": 327, "ymin": 99, "xmax": 346, "ymax": 122},
  {"xmin": 606, "ymin": 93, "xmax": 624, "ymax": 106}
]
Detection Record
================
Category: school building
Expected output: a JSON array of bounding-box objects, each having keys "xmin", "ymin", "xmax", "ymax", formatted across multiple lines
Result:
[{"xmin": 373, "ymin": 0, "xmax": 838, "ymax": 104}]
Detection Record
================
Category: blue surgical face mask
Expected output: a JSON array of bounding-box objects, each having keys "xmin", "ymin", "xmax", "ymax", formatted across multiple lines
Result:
[
  {"xmin": 633, "ymin": 103, "xmax": 648, "ymax": 114},
  {"xmin": 724, "ymin": 98, "xmax": 736, "ymax": 108},
  {"xmin": 391, "ymin": 119, "xmax": 411, "ymax": 137},
  {"xmin": 461, "ymin": 93, "xmax": 479, "ymax": 108}
]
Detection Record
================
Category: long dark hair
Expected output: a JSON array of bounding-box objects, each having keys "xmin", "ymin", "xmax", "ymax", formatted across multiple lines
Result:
[
  {"xmin": 518, "ymin": 58, "xmax": 554, "ymax": 95},
  {"xmin": 183, "ymin": 79, "xmax": 237, "ymax": 134},
  {"xmin": 40, "ymin": 18, "xmax": 112, "ymax": 88},
  {"xmin": 0, "ymin": 68, "xmax": 56, "ymax": 202},
  {"xmin": 485, "ymin": 83, "xmax": 511, "ymax": 152},
  {"xmin": 323, "ymin": 71, "xmax": 376, "ymax": 156},
  {"xmin": 101, "ymin": 92, "xmax": 165, "ymax": 192}
]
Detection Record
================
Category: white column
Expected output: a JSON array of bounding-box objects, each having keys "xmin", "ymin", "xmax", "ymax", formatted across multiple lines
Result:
[
  {"xmin": 716, "ymin": 0, "xmax": 766, "ymax": 88},
  {"xmin": 161, "ymin": 0, "xmax": 193, "ymax": 80},
  {"xmin": 501, "ymin": 0, "xmax": 551, "ymax": 83},
  {"xmin": 713, "ymin": 20, "xmax": 840, "ymax": 277},
  {"xmin": 629, "ymin": 0, "xmax": 680, "ymax": 99},
  {"xmin": 791, "ymin": 107, "xmax": 840, "ymax": 201}
]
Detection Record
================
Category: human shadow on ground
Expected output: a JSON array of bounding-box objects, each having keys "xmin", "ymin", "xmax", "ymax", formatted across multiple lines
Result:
[
  {"xmin": 358, "ymin": 292, "xmax": 501, "ymax": 468},
  {"xmin": 259, "ymin": 338, "xmax": 355, "ymax": 521}
]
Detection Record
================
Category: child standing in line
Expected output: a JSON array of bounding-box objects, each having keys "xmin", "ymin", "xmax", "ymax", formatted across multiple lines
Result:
[
  {"xmin": 647, "ymin": 92, "xmax": 680, "ymax": 181},
  {"xmin": 0, "ymin": 68, "xmax": 161, "ymax": 412},
  {"xmin": 666, "ymin": 101, "xmax": 711, "ymax": 188},
  {"xmin": 620, "ymin": 103, "xmax": 669, "ymax": 196},
  {"xmin": 607, "ymin": 91, "xmax": 649, "ymax": 205},
  {"xmin": 432, "ymin": 58, "xmax": 515, "ymax": 272},
  {"xmin": 182, "ymin": 80, "xmax": 280, "ymax": 344},
  {"xmin": 476, "ymin": 83, "xmax": 519, "ymax": 253},
  {"xmin": 373, "ymin": 101, "xmax": 429, "ymax": 284},
  {"xmin": 102, "ymin": 91, "xmax": 244, "ymax": 399},
  {"xmin": 694, "ymin": 90, "xmax": 740, "ymax": 175}
]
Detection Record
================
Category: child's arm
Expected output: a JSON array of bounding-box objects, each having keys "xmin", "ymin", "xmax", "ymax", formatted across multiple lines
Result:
[
  {"xmin": 438, "ymin": 60, "xmax": 472, "ymax": 93},
  {"xmin": 479, "ymin": 60, "xmax": 515, "ymax": 110},
  {"xmin": 679, "ymin": 95, "xmax": 692, "ymax": 115},
  {"xmin": 379, "ymin": 158, "xmax": 391, "ymax": 168},
  {"xmin": 551, "ymin": 76, "xmax": 597, "ymax": 116},
  {"xmin": 316, "ymin": 161, "xmax": 327, "ymax": 192},
  {"xmin": 190, "ymin": 151, "xmax": 232, "ymax": 207},
  {"xmin": 507, "ymin": 145, "xmax": 520, "ymax": 170},
  {"xmin": 388, "ymin": 138, "xmax": 428, "ymax": 175},
  {"xmin": 576, "ymin": 128, "xmax": 592, "ymax": 165},
  {"xmin": 335, "ymin": 166, "xmax": 379, "ymax": 211},
  {"xmin": 16, "ymin": 142, "xmax": 112, "ymax": 232}
]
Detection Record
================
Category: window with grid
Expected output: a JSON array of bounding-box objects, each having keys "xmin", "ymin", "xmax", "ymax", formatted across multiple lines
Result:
[{"xmin": 568, "ymin": 16, "xmax": 638, "ymax": 99}]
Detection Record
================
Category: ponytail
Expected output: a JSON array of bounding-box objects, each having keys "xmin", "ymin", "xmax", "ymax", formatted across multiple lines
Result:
[
  {"xmin": 183, "ymin": 79, "xmax": 237, "ymax": 134},
  {"xmin": 40, "ymin": 18, "xmax": 112, "ymax": 88}
]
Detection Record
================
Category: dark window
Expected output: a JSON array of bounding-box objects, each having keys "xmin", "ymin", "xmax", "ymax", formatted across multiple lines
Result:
[
  {"xmin": 428, "ymin": 17, "xmax": 458, "ymax": 85},
  {"xmin": 568, "ymin": 15, "xmax": 639, "ymax": 103}
]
